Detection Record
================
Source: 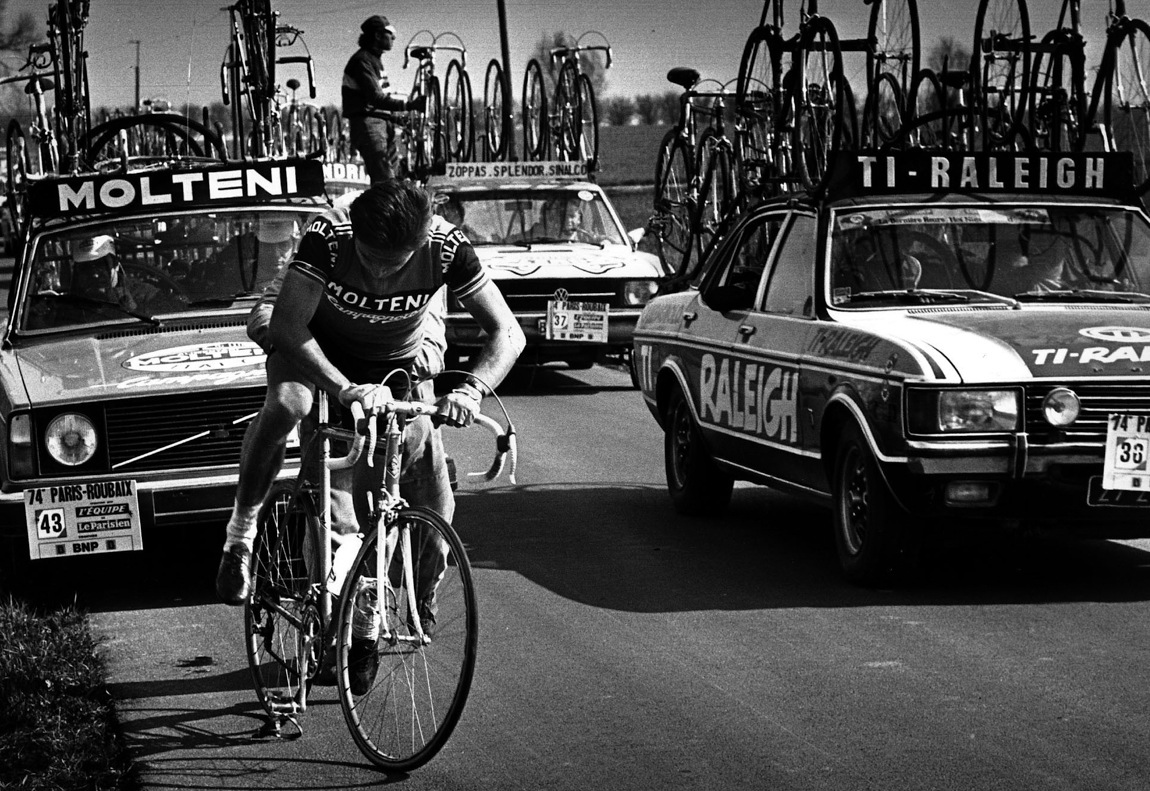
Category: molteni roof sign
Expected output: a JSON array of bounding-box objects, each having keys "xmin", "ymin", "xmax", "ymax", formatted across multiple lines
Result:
[
  {"xmin": 28, "ymin": 158, "xmax": 326, "ymax": 219},
  {"xmin": 828, "ymin": 151, "xmax": 1135, "ymax": 199}
]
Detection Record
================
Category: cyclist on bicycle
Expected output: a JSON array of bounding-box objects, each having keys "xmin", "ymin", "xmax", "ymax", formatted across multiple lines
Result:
[
  {"xmin": 216, "ymin": 179, "xmax": 525, "ymax": 610},
  {"xmin": 342, "ymin": 15, "xmax": 426, "ymax": 182}
]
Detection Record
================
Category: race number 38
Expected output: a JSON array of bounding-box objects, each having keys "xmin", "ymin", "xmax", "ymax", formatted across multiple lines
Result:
[{"xmin": 1104, "ymin": 413, "xmax": 1150, "ymax": 490}]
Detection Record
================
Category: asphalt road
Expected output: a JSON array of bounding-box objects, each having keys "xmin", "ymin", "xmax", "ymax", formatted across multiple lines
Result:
[{"xmin": 3, "ymin": 362, "xmax": 1135, "ymax": 789}]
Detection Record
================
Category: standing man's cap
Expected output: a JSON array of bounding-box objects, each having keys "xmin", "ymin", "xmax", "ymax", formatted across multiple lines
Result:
[{"xmin": 362, "ymin": 15, "xmax": 396, "ymax": 35}]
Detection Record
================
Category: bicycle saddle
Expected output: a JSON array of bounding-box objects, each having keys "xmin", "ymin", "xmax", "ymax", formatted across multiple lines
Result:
[
  {"xmin": 25, "ymin": 76, "xmax": 53, "ymax": 95},
  {"xmin": 286, "ymin": 78, "xmax": 300, "ymax": 91},
  {"xmin": 938, "ymin": 69, "xmax": 970, "ymax": 89},
  {"xmin": 409, "ymin": 46, "xmax": 433, "ymax": 61},
  {"xmin": 667, "ymin": 67, "xmax": 700, "ymax": 90}
]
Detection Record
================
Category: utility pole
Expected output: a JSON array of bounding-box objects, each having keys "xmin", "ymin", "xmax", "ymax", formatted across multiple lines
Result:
[
  {"xmin": 496, "ymin": 0, "xmax": 516, "ymax": 160},
  {"xmin": 129, "ymin": 39, "xmax": 140, "ymax": 112}
]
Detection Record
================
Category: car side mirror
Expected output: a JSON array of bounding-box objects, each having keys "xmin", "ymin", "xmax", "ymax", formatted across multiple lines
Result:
[
  {"xmin": 701, "ymin": 284, "xmax": 753, "ymax": 313},
  {"xmin": 627, "ymin": 227, "xmax": 645, "ymax": 247}
]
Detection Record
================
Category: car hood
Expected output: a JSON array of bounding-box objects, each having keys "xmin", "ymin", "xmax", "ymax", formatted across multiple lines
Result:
[
  {"xmin": 5, "ymin": 326, "xmax": 266, "ymax": 409},
  {"xmin": 474, "ymin": 244, "xmax": 662, "ymax": 279},
  {"xmin": 838, "ymin": 307, "xmax": 1150, "ymax": 381}
]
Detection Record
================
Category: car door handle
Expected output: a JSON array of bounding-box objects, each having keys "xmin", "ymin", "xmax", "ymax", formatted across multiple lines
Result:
[
  {"xmin": 737, "ymin": 325, "xmax": 756, "ymax": 337},
  {"xmin": 682, "ymin": 311, "xmax": 697, "ymax": 324}
]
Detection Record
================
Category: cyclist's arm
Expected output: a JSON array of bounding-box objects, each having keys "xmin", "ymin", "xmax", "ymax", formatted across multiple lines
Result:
[
  {"xmin": 457, "ymin": 280, "xmax": 524, "ymax": 393},
  {"xmin": 267, "ymin": 268, "xmax": 352, "ymax": 398}
]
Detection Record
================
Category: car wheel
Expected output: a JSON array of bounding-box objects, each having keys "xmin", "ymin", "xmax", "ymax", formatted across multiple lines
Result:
[
  {"xmin": 832, "ymin": 422, "xmax": 917, "ymax": 586},
  {"xmin": 664, "ymin": 388, "xmax": 733, "ymax": 516}
]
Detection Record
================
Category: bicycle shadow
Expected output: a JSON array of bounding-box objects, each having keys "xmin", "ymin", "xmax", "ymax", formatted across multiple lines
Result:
[{"xmin": 456, "ymin": 481, "xmax": 1150, "ymax": 609}]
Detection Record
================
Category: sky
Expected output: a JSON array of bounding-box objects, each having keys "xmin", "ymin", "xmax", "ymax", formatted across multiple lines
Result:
[{"xmin": 0, "ymin": 0, "xmax": 1114, "ymax": 113}]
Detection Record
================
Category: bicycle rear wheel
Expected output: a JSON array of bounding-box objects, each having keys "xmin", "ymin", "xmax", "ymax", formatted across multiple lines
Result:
[
  {"xmin": 867, "ymin": 0, "xmax": 920, "ymax": 96},
  {"xmin": 1028, "ymin": 29, "xmax": 1085, "ymax": 152},
  {"xmin": 693, "ymin": 130, "xmax": 733, "ymax": 258},
  {"xmin": 245, "ymin": 481, "xmax": 323, "ymax": 721},
  {"xmin": 1104, "ymin": 18, "xmax": 1150, "ymax": 194},
  {"xmin": 6, "ymin": 120, "xmax": 29, "ymax": 242},
  {"xmin": 336, "ymin": 506, "xmax": 478, "ymax": 773},
  {"xmin": 863, "ymin": 72, "xmax": 905, "ymax": 148},
  {"xmin": 522, "ymin": 59, "xmax": 547, "ymax": 161},
  {"xmin": 577, "ymin": 74, "xmax": 599, "ymax": 167},
  {"xmin": 972, "ymin": 0, "xmax": 1030, "ymax": 150},
  {"xmin": 444, "ymin": 60, "xmax": 472, "ymax": 162},
  {"xmin": 483, "ymin": 59, "xmax": 505, "ymax": 160},
  {"xmin": 653, "ymin": 132, "xmax": 694, "ymax": 277},
  {"xmin": 555, "ymin": 60, "xmax": 582, "ymax": 160},
  {"xmin": 791, "ymin": 17, "xmax": 851, "ymax": 192}
]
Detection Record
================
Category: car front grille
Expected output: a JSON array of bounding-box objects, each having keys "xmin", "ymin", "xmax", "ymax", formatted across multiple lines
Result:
[
  {"xmin": 451, "ymin": 278, "xmax": 625, "ymax": 312},
  {"xmin": 1025, "ymin": 382, "xmax": 1150, "ymax": 446}
]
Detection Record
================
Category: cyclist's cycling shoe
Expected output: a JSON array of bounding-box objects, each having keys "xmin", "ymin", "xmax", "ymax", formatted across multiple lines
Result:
[
  {"xmin": 215, "ymin": 544, "xmax": 252, "ymax": 605},
  {"xmin": 348, "ymin": 639, "xmax": 379, "ymax": 695},
  {"xmin": 408, "ymin": 600, "xmax": 437, "ymax": 640}
]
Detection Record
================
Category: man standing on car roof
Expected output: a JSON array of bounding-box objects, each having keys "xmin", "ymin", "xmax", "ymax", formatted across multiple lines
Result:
[{"xmin": 342, "ymin": 15, "xmax": 426, "ymax": 182}]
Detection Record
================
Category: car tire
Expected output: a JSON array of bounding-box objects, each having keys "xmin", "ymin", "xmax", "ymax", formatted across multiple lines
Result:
[
  {"xmin": 664, "ymin": 388, "xmax": 733, "ymax": 516},
  {"xmin": 832, "ymin": 422, "xmax": 917, "ymax": 586}
]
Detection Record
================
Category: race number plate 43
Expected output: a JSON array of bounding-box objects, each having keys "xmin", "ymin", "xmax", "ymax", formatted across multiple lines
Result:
[
  {"xmin": 23, "ymin": 480, "xmax": 143, "ymax": 560},
  {"xmin": 1102, "ymin": 413, "xmax": 1150, "ymax": 491}
]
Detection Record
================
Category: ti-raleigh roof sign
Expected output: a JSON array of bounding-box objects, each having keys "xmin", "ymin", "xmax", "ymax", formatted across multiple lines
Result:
[
  {"xmin": 29, "ymin": 158, "xmax": 326, "ymax": 219},
  {"xmin": 829, "ymin": 150, "xmax": 1135, "ymax": 199},
  {"xmin": 442, "ymin": 160, "xmax": 589, "ymax": 180}
]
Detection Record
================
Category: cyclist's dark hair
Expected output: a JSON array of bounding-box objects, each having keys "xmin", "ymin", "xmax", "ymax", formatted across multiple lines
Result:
[{"xmin": 350, "ymin": 179, "xmax": 433, "ymax": 251}]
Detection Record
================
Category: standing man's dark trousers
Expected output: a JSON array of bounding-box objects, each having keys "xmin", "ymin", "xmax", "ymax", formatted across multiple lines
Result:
[{"xmin": 349, "ymin": 115, "xmax": 398, "ymax": 182}]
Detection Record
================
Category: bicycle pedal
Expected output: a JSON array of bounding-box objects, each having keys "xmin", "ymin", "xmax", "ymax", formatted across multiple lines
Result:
[{"xmin": 251, "ymin": 713, "xmax": 303, "ymax": 741}]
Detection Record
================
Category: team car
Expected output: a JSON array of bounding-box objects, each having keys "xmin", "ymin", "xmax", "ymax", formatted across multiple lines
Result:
[
  {"xmin": 427, "ymin": 161, "xmax": 663, "ymax": 372},
  {"xmin": 0, "ymin": 155, "xmax": 327, "ymax": 567},
  {"xmin": 635, "ymin": 150, "xmax": 1150, "ymax": 585}
]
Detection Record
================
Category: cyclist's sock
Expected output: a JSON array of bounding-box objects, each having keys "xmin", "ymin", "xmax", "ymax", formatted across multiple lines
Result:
[{"xmin": 222, "ymin": 503, "xmax": 261, "ymax": 552}]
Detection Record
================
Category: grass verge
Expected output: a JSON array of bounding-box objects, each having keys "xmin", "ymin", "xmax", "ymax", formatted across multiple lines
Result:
[{"xmin": 0, "ymin": 596, "xmax": 138, "ymax": 791}]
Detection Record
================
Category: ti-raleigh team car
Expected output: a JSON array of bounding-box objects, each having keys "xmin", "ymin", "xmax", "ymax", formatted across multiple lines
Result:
[
  {"xmin": 634, "ymin": 149, "xmax": 1150, "ymax": 585},
  {"xmin": 0, "ymin": 156, "xmax": 328, "ymax": 568},
  {"xmin": 426, "ymin": 160, "xmax": 663, "ymax": 376}
]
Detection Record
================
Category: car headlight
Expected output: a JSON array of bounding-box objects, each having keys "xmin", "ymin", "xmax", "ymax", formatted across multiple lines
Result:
[
  {"xmin": 1042, "ymin": 387, "xmax": 1080, "ymax": 427},
  {"xmin": 907, "ymin": 389, "xmax": 1020, "ymax": 433},
  {"xmin": 622, "ymin": 280, "xmax": 659, "ymax": 306},
  {"xmin": 45, "ymin": 413, "xmax": 97, "ymax": 466}
]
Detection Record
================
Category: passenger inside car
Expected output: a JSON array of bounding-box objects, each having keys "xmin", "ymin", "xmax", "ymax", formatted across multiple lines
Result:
[
  {"xmin": 987, "ymin": 226, "xmax": 1068, "ymax": 295},
  {"xmin": 834, "ymin": 229, "xmax": 922, "ymax": 293},
  {"xmin": 193, "ymin": 216, "xmax": 299, "ymax": 299}
]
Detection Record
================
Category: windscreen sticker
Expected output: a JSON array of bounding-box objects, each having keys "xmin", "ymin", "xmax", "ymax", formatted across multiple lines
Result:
[
  {"xmin": 836, "ymin": 207, "xmax": 1049, "ymax": 229},
  {"xmin": 577, "ymin": 190, "xmax": 595, "ymax": 201},
  {"xmin": 122, "ymin": 342, "xmax": 266, "ymax": 373},
  {"xmin": 699, "ymin": 353, "xmax": 798, "ymax": 443}
]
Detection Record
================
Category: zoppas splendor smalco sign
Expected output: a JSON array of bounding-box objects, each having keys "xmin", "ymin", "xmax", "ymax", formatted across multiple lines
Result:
[
  {"xmin": 829, "ymin": 151, "xmax": 1134, "ymax": 197},
  {"xmin": 29, "ymin": 159, "xmax": 326, "ymax": 218}
]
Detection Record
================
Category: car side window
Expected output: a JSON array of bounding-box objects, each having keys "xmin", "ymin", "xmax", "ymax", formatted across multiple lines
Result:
[
  {"xmin": 762, "ymin": 214, "xmax": 817, "ymax": 316},
  {"xmin": 710, "ymin": 213, "xmax": 787, "ymax": 310}
]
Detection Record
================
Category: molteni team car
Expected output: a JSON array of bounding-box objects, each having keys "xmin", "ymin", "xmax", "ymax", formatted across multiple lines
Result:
[
  {"xmin": 427, "ymin": 161, "xmax": 663, "ymax": 374},
  {"xmin": 634, "ymin": 149, "xmax": 1150, "ymax": 585},
  {"xmin": 0, "ymin": 152, "xmax": 327, "ymax": 570}
]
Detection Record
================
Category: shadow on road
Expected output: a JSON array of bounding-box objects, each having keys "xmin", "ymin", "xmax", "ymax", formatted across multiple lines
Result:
[{"xmin": 457, "ymin": 482, "xmax": 1150, "ymax": 610}]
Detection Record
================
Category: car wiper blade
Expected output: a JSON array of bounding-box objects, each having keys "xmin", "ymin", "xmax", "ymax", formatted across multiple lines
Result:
[
  {"xmin": 848, "ymin": 289, "xmax": 972, "ymax": 303},
  {"xmin": 1011, "ymin": 289, "xmax": 1150, "ymax": 303},
  {"xmin": 185, "ymin": 293, "xmax": 257, "ymax": 307},
  {"xmin": 36, "ymin": 293, "xmax": 162, "ymax": 326}
]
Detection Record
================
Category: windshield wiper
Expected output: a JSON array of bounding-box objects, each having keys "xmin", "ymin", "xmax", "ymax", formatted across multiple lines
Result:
[
  {"xmin": 1011, "ymin": 289, "xmax": 1150, "ymax": 303},
  {"xmin": 185, "ymin": 293, "xmax": 258, "ymax": 307},
  {"xmin": 35, "ymin": 293, "xmax": 162, "ymax": 326},
  {"xmin": 847, "ymin": 288, "xmax": 1020, "ymax": 307}
]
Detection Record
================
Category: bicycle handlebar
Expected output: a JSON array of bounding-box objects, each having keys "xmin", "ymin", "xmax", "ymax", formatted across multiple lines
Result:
[{"xmin": 326, "ymin": 393, "xmax": 518, "ymax": 484}]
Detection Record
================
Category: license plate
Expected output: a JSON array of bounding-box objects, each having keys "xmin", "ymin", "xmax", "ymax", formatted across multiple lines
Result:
[
  {"xmin": 545, "ymin": 300, "xmax": 609, "ymax": 343},
  {"xmin": 1102, "ymin": 413, "xmax": 1150, "ymax": 491},
  {"xmin": 23, "ymin": 480, "xmax": 143, "ymax": 560},
  {"xmin": 1087, "ymin": 476, "xmax": 1150, "ymax": 507}
]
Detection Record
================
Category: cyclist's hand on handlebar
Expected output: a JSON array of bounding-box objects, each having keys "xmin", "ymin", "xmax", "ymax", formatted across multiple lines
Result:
[
  {"xmin": 338, "ymin": 383, "xmax": 392, "ymax": 414},
  {"xmin": 436, "ymin": 386, "xmax": 481, "ymax": 428}
]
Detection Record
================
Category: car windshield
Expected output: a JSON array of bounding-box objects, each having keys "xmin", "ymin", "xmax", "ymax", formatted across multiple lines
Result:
[
  {"xmin": 432, "ymin": 188, "xmax": 628, "ymax": 247},
  {"xmin": 17, "ymin": 207, "xmax": 316, "ymax": 332},
  {"xmin": 828, "ymin": 204, "xmax": 1150, "ymax": 306}
]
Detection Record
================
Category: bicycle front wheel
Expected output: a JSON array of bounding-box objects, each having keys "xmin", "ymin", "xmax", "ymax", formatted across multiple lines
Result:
[
  {"xmin": 554, "ymin": 60, "xmax": 582, "ymax": 160},
  {"xmin": 522, "ymin": 59, "xmax": 547, "ymax": 160},
  {"xmin": 336, "ymin": 506, "xmax": 478, "ymax": 772},
  {"xmin": 972, "ymin": 0, "xmax": 1030, "ymax": 150},
  {"xmin": 791, "ymin": 17, "xmax": 851, "ymax": 193},
  {"xmin": 1104, "ymin": 19, "xmax": 1150, "ymax": 193},
  {"xmin": 578, "ymin": 74, "xmax": 599, "ymax": 167},
  {"xmin": 245, "ymin": 481, "xmax": 323, "ymax": 720},
  {"xmin": 444, "ymin": 60, "xmax": 471, "ymax": 162},
  {"xmin": 653, "ymin": 132, "xmax": 694, "ymax": 277}
]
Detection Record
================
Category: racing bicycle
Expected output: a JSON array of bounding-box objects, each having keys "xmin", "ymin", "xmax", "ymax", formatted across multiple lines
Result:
[
  {"xmin": 244, "ymin": 379, "xmax": 517, "ymax": 771},
  {"xmin": 402, "ymin": 31, "xmax": 475, "ymax": 175},
  {"xmin": 524, "ymin": 31, "xmax": 611, "ymax": 166}
]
